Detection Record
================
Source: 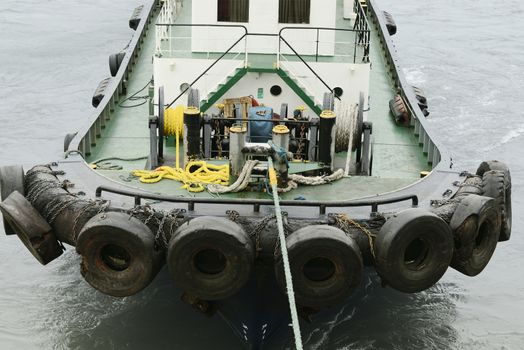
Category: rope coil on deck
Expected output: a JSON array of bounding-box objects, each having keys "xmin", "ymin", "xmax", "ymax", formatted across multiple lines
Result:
[{"xmin": 132, "ymin": 161, "xmax": 229, "ymax": 193}]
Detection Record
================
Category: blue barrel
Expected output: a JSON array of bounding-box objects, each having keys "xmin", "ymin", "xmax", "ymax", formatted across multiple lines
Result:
[{"xmin": 248, "ymin": 106, "xmax": 273, "ymax": 143}]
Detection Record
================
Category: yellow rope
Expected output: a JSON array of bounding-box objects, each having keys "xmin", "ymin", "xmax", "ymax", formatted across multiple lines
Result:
[
  {"xmin": 164, "ymin": 106, "xmax": 184, "ymax": 137},
  {"xmin": 132, "ymin": 161, "xmax": 229, "ymax": 193},
  {"xmin": 135, "ymin": 105, "xmax": 225, "ymax": 192}
]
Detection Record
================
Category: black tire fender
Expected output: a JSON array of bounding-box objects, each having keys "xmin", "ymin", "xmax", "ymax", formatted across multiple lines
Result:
[
  {"xmin": 476, "ymin": 161, "xmax": 511, "ymax": 241},
  {"xmin": 109, "ymin": 52, "xmax": 125, "ymax": 77},
  {"xmin": 167, "ymin": 216, "xmax": 254, "ymax": 300},
  {"xmin": 275, "ymin": 225, "xmax": 362, "ymax": 309},
  {"xmin": 76, "ymin": 212, "xmax": 164, "ymax": 297},
  {"xmin": 374, "ymin": 209, "xmax": 453, "ymax": 293},
  {"xmin": 0, "ymin": 165, "xmax": 25, "ymax": 235},
  {"xmin": 0, "ymin": 191, "xmax": 64, "ymax": 264},
  {"xmin": 63, "ymin": 132, "xmax": 78, "ymax": 152},
  {"xmin": 449, "ymin": 194, "xmax": 500, "ymax": 276}
]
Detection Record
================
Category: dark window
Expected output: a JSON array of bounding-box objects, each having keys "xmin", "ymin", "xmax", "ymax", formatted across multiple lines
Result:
[
  {"xmin": 218, "ymin": 0, "xmax": 249, "ymax": 23},
  {"xmin": 279, "ymin": 0, "xmax": 311, "ymax": 24}
]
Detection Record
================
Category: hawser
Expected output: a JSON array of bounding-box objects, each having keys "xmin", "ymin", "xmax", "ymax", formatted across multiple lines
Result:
[{"xmin": 0, "ymin": 0, "xmax": 511, "ymax": 348}]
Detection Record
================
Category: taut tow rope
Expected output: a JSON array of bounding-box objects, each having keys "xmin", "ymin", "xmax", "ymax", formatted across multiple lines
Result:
[{"xmin": 268, "ymin": 157, "xmax": 303, "ymax": 350}]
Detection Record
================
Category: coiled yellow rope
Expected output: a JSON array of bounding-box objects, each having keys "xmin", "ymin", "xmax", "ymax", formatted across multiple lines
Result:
[
  {"xmin": 164, "ymin": 106, "xmax": 184, "ymax": 137},
  {"xmin": 132, "ymin": 161, "xmax": 229, "ymax": 193},
  {"xmin": 132, "ymin": 106, "xmax": 228, "ymax": 192}
]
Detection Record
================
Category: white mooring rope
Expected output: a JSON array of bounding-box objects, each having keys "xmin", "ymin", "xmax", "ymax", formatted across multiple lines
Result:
[{"xmin": 268, "ymin": 157, "xmax": 303, "ymax": 350}]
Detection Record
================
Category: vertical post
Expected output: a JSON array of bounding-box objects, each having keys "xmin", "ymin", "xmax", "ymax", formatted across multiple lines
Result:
[
  {"xmin": 353, "ymin": 31, "xmax": 357, "ymax": 64},
  {"xmin": 229, "ymin": 125, "xmax": 247, "ymax": 178},
  {"xmin": 277, "ymin": 33, "xmax": 281, "ymax": 68},
  {"xmin": 318, "ymin": 110, "xmax": 336, "ymax": 168},
  {"xmin": 315, "ymin": 28, "xmax": 319, "ymax": 62},
  {"xmin": 244, "ymin": 34, "xmax": 248, "ymax": 68},
  {"xmin": 183, "ymin": 107, "xmax": 201, "ymax": 165}
]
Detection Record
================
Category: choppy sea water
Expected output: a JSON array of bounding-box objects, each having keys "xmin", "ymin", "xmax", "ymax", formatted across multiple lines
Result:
[{"xmin": 1, "ymin": 0, "xmax": 523, "ymax": 349}]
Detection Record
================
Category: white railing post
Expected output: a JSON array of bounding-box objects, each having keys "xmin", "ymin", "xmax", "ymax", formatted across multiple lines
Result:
[
  {"xmin": 277, "ymin": 35, "xmax": 281, "ymax": 69},
  {"xmin": 244, "ymin": 35, "xmax": 248, "ymax": 68}
]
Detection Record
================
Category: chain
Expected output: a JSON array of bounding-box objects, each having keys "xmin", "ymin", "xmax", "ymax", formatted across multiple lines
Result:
[
  {"xmin": 26, "ymin": 180, "xmax": 62, "ymax": 203},
  {"xmin": 273, "ymin": 212, "xmax": 293, "ymax": 259},
  {"xmin": 215, "ymin": 119, "xmax": 223, "ymax": 158},
  {"xmin": 154, "ymin": 208, "xmax": 185, "ymax": 249},
  {"xmin": 330, "ymin": 213, "xmax": 377, "ymax": 260},
  {"xmin": 296, "ymin": 122, "xmax": 307, "ymax": 160},
  {"xmin": 226, "ymin": 210, "xmax": 240, "ymax": 222},
  {"xmin": 72, "ymin": 200, "xmax": 109, "ymax": 235},
  {"xmin": 43, "ymin": 195, "xmax": 77, "ymax": 224}
]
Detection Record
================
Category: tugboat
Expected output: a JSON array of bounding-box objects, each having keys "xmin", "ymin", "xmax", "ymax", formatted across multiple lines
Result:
[{"xmin": 0, "ymin": 0, "xmax": 512, "ymax": 348}]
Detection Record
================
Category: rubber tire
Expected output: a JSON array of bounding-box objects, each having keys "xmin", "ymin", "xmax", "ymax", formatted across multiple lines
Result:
[
  {"xmin": 352, "ymin": 91, "xmax": 364, "ymax": 152},
  {"xmin": 275, "ymin": 225, "xmax": 362, "ymax": 309},
  {"xmin": 63, "ymin": 132, "xmax": 78, "ymax": 152},
  {"xmin": 167, "ymin": 216, "xmax": 254, "ymax": 301},
  {"xmin": 375, "ymin": 209, "xmax": 453, "ymax": 293},
  {"xmin": 0, "ymin": 165, "xmax": 25, "ymax": 235},
  {"xmin": 0, "ymin": 191, "xmax": 63, "ymax": 264},
  {"xmin": 158, "ymin": 86, "xmax": 165, "ymax": 161},
  {"xmin": 109, "ymin": 52, "xmax": 125, "ymax": 77},
  {"xmin": 476, "ymin": 161, "xmax": 511, "ymax": 241},
  {"xmin": 76, "ymin": 212, "xmax": 163, "ymax": 297},
  {"xmin": 449, "ymin": 195, "xmax": 500, "ymax": 276},
  {"xmin": 188, "ymin": 88, "xmax": 200, "ymax": 108}
]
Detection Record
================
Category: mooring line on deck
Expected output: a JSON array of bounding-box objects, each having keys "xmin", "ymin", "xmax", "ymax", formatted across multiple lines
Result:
[{"xmin": 268, "ymin": 157, "xmax": 303, "ymax": 350}]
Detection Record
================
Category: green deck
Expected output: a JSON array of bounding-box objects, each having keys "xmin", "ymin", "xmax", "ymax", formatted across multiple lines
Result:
[{"xmin": 86, "ymin": 0, "xmax": 430, "ymax": 201}]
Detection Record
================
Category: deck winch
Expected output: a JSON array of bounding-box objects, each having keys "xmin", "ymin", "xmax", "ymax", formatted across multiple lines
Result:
[{"xmin": 142, "ymin": 88, "xmax": 376, "ymax": 193}]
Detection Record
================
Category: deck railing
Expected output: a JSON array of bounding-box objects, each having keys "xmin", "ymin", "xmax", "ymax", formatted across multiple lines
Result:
[
  {"xmin": 353, "ymin": 0, "xmax": 371, "ymax": 62},
  {"xmin": 157, "ymin": 23, "xmax": 371, "ymax": 109},
  {"xmin": 68, "ymin": 0, "xmax": 160, "ymax": 157},
  {"xmin": 367, "ymin": 0, "xmax": 443, "ymax": 168}
]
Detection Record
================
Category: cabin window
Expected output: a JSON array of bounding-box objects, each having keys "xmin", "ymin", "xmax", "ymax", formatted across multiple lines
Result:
[
  {"xmin": 217, "ymin": 0, "xmax": 249, "ymax": 23},
  {"xmin": 279, "ymin": 0, "xmax": 311, "ymax": 24}
]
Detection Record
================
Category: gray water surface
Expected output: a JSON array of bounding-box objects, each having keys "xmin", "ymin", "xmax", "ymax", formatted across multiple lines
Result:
[{"xmin": 1, "ymin": 0, "xmax": 523, "ymax": 349}]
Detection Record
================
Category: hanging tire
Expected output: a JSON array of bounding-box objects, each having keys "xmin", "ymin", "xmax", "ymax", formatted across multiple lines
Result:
[
  {"xmin": 383, "ymin": 11, "xmax": 397, "ymax": 36},
  {"xmin": 275, "ymin": 225, "xmax": 362, "ymax": 309},
  {"xmin": 476, "ymin": 161, "xmax": 511, "ymax": 241},
  {"xmin": 374, "ymin": 209, "xmax": 453, "ymax": 293},
  {"xmin": 167, "ymin": 216, "xmax": 254, "ymax": 300},
  {"xmin": 0, "ymin": 191, "xmax": 64, "ymax": 264},
  {"xmin": 109, "ymin": 52, "xmax": 125, "ymax": 77},
  {"xmin": 63, "ymin": 132, "xmax": 78, "ymax": 152},
  {"xmin": 0, "ymin": 165, "xmax": 25, "ymax": 236},
  {"xmin": 76, "ymin": 212, "xmax": 164, "ymax": 297},
  {"xmin": 449, "ymin": 194, "xmax": 500, "ymax": 276}
]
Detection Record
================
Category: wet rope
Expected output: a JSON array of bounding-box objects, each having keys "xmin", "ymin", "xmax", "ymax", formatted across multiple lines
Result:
[
  {"xmin": 288, "ymin": 168, "xmax": 344, "ymax": 186},
  {"xmin": 268, "ymin": 157, "xmax": 303, "ymax": 350},
  {"xmin": 207, "ymin": 160, "xmax": 259, "ymax": 194}
]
